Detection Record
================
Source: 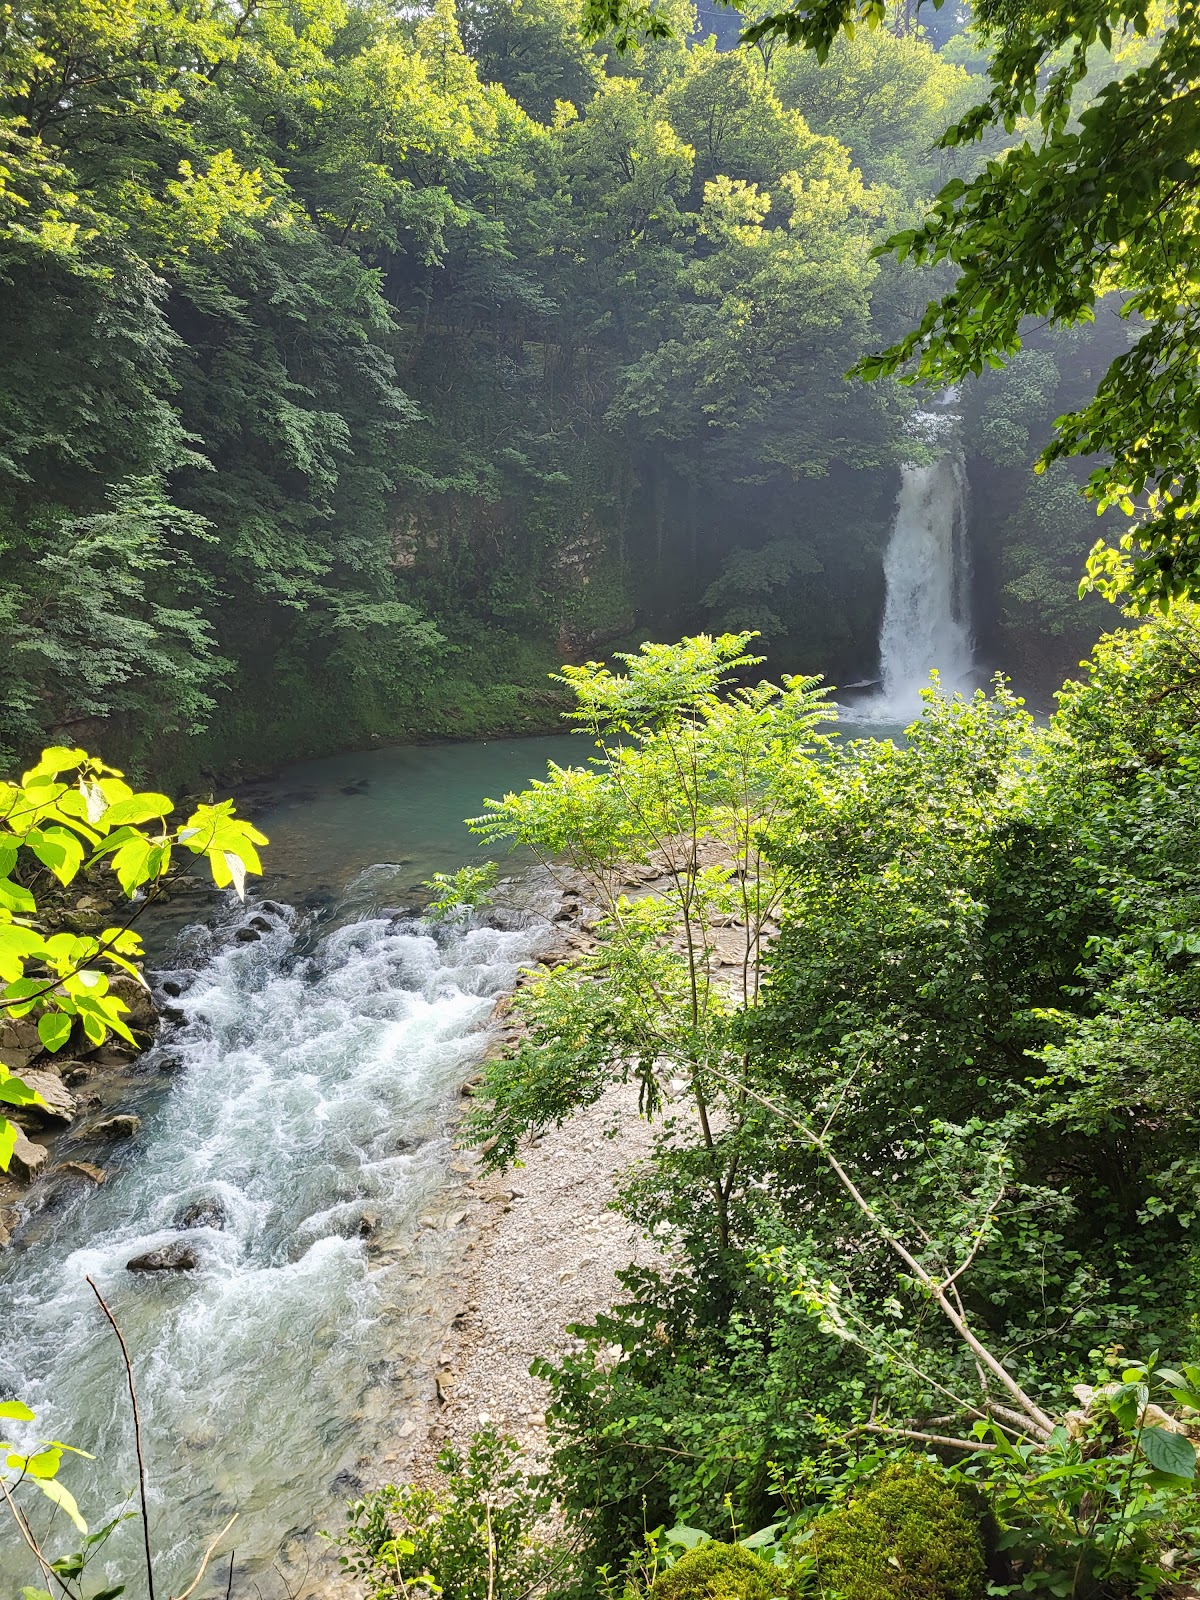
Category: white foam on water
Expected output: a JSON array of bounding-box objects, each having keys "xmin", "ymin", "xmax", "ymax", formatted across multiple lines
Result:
[{"xmin": 0, "ymin": 897, "xmax": 544, "ymax": 1594}]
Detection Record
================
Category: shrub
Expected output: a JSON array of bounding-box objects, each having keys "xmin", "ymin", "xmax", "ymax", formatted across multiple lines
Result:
[
  {"xmin": 648, "ymin": 1542, "xmax": 796, "ymax": 1600},
  {"xmin": 806, "ymin": 1463, "xmax": 985, "ymax": 1600},
  {"xmin": 334, "ymin": 1428, "xmax": 559, "ymax": 1600}
]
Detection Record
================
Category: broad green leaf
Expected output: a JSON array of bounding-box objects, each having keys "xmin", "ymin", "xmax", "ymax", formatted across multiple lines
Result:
[
  {"xmin": 35, "ymin": 1475, "xmax": 87, "ymax": 1534},
  {"xmin": 664, "ymin": 1526, "xmax": 710, "ymax": 1550},
  {"xmin": 0, "ymin": 924, "xmax": 49, "ymax": 981},
  {"xmin": 1140, "ymin": 1425, "xmax": 1196, "ymax": 1479},
  {"xmin": 25, "ymin": 748, "xmax": 87, "ymax": 778},
  {"xmin": 0, "ymin": 879, "xmax": 36, "ymax": 914},
  {"xmin": 102, "ymin": 794, "xmax": 173, "ymax": 828},
  {"xmin": 22, "ymin": 1447, "xmax": 63, "ymax": 1479},
  {"xmin": 26, "ymin": 826, "xmax": 85, "ymax": 885},
  {"xmin": 0, "ymin": 1117, "xmax": 15, "ymax": 1171},
  {"xmin": 0, "ymin": 1071, "xmax": 45, "ymax": 1107},
  {"xmin": 37, "ymin": 1012, "xmax": 73, "ymax": 1053},
  {"xmin": 0, "ymin": 1401, "xmax": 35, "ymax": 1422}
]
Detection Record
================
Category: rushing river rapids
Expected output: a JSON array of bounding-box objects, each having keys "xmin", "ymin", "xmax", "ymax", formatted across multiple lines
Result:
[{"xmin": 0, "ymin": 737, "xmax": 575, "ymax": 1598}]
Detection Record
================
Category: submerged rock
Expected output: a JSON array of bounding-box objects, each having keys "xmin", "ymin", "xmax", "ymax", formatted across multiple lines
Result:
[
  {"xmin": 91, "ymin": 1113, "xmax": 141, "ymax": 1140},
  {"xmin": 173, "ymin": 1196, "xmax": 228, "ymax": 1231},
  {"xmin": 234, "ymin": 927, "xmax": 261, "ymax": 943},
  {"xmin": 61, "ymin": 1161, "xmax": 106, "ymax": 1185},
  {"xmin": 127, "ymin": 1243, "xmax": 198, "ymax": 1273}
]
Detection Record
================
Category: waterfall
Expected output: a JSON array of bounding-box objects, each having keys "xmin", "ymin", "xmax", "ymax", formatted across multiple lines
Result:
[{"xmin": 875, "ymin": 431, "xmax": 973, "ymax": 716}]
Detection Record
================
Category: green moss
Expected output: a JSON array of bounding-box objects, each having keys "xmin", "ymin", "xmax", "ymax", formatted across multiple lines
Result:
[
  {"xmin": 807, "ymin": 1464, "xmax": 985, "ymax": 1600},
  {"xmin": 648, "ymin": 1543, "xmax": 796, "ymax": 1600}
]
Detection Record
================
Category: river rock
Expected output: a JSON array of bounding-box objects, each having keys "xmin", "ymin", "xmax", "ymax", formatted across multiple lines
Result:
[
  {"xmin": 91, "ymin": 1113, "xmax": 141, "ymax": 1140},
  {"xmin": 107, "ymin": 974, "xmax": 158, "ymax": 1034},
  {"xmin": 8, "ymin": 1130, "xmax": 48, "ymax": 1182},
  {"xmin": 0, "ymin": 1206, "xmax": 19, "ymax": 1248},
  {"xmin": 0, "ymin": 1019, "xmax": 42, "ymax": 1073},
  {"xmin": 13, "ymin": 1070, "xmax": 77, "ymax": 1125},
  {"xmin": 62, "ymin": 1161, "xmax": 106, "ymax": 1185},
  {"xmin": 127, "ymin": 1243, "xmax": 198, "ymax": 1273},
  {"xmin": 59, "ymin": 1060, "xmax": 96, "ymax": 1087},
  {"xmin": 173, "ymin": 1196, "xmax": 228, "ymax": 1231},
  {"xmin": 234, "ymin": 927, "xmax": 261, "ymax": 943},
  {"xmin": 474, "ymin": 907, "xmax": 532, "ymax": 932}
]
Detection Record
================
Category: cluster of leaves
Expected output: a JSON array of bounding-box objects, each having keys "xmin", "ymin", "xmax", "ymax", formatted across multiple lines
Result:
[
  {"xmin": 334, "ymin": 1428, "xmax": 557, "ymax": 1600},
  {"xmin": 0, "ymin": 746, "xmax": 263, "ymax": 1596},
  {"xmin": 421, "ymin": 860, "xmax": 499, "ymax": 921},
  {"xmin": 0, "ymin": 746, "xmax": 265, "ymax": 1170}
]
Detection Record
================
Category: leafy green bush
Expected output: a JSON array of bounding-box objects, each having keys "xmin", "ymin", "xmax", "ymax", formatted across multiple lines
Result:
[
  {"xmin": 647, "ymin": 1541, "xmax": 796, "ymax": 1600},
  {"xmin": 957, "ymin": 1356, "xmax": 1200, "ymax": 1598},
  {"xmin": 806, "ymin": 1464, "xmax": 985, "ymax": 1600},
  {"xmin": 334, "ymin": 1428, "xmax": 560, "ymax": 1600}
]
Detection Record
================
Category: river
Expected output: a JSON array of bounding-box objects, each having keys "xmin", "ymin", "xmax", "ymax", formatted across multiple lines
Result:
[
  {"xmin": 0, "ymin": 722, "xmax": 904, "ymax": 1599},
  {"xmin": 0, "ymin": 736, "xmax": 578, "ymax": 1600}
]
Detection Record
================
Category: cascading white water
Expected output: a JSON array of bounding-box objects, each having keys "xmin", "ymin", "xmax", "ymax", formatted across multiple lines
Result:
[
  {"xmin": 0, "ymin": 889, "xmax": 548, "ymax": 1597},
  {"xmin": 863, "ymin": 401, "xmax": 974, "ymax": 721}
]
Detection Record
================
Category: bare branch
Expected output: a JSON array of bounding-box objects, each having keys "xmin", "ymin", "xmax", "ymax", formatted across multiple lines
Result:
[
  {"xmin": 855, "ymin": 1422, "xmax": 997, "ymax": 1453},
  {"xmin": 171, "ymin": 1514, "xmax": 239, "ymax": 1600},
  {"xmin": 86, "ymin": 1274, "xmax": 156, "ymax": 1600}
]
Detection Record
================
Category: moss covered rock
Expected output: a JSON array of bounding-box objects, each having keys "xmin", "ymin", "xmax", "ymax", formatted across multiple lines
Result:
[
  {"xmin": 648, "ymin": 1542, "xmax": 795, "ymax": 1600},
  {"xmin": 808, "ymin": 1463, "xmax": 985, "ymax": 1600}
]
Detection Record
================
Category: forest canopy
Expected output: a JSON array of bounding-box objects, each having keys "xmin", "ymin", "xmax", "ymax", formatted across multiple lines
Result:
[
  {"xmin": 0, "ymin": 0, "xmax": 1125, "ymax": 779},
  {"xmin": 583, "ymin": 0, "xmax": 1200, "ymax": 613}
]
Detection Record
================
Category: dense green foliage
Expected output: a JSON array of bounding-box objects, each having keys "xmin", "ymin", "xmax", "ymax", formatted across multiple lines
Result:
[
  {"xmin": 584, "ymin": 0, "xmax": 1200, "ymax": 613},
  {"xmin": 337, "ymin": 1429, "xmax": 552, "ymax": 1600},
  {"xmin": 421, "ymin": 617, "xmax": 1200, "ymax": 1598},
  {"xmin": 0, "ymin": 746, "xmax": 264, "ymax": 1171},
  {"xmin": 0, "ymin": 0, "xmax": 1123, "ymax": 779}
]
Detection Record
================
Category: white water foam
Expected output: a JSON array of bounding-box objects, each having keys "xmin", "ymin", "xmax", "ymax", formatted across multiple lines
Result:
[{"xmin": 0, "ymin": 895, "xmax": 545, "ymax": 1595}]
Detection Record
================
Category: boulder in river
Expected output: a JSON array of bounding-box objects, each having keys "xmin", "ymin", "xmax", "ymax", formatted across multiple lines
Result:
[
  {"xmin": 13, "ymin": 1070, "xmax": 77, "ymax": 1126},
  {"xmin": 91, "ymin": 1113, "xmax": 141, "ymax": 1140},
  {"xmin": 173, "ymin": 1196, "xmax": 228, "ymax": 1231},
  {"xmin": 127, "ymin": 1242, "xmax": 198, "ymax": 1273},
  {"xmin": 8, "ymin": 1130, "xmax": 48, "ymax": 1182},
  {"xmin": 61, "ymin": 1161, "xmax": 106, "ymax": 1185},
  {"xmin": 234, "ymin": 927, "xmax": 261, "ymax": 943}
]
